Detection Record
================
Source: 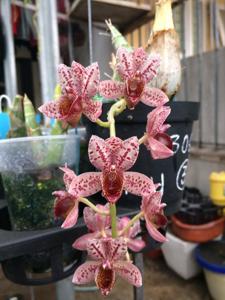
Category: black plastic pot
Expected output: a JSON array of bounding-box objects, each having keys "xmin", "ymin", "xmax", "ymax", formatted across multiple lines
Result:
[
  {"xmin": 175, "ymin": 187, "xmax": 221, "ymax": 225},
  {"xmin": 83, "ymin": 101, "xmax": 199, "ymax": 216}
]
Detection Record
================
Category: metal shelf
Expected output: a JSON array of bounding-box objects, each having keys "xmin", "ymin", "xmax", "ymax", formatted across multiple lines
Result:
[
  {"xmin": 69, "ymin": 0, "xmax": 152, "ymax": 33},
  {"xmin": 0, "ymin": 206, "xmax": 139, "ymax": 285}
]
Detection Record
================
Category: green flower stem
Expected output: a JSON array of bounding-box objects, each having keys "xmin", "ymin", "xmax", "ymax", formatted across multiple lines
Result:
[
  {"xmin": 139, "ymin": 134, "xmax": 147, "ymax": 145},
  {"xmin": 110, "ymin": 203, "xmax": 117, "ymax": 238},
  {"xmin": 95, "ymin": 118, "xmax": 110, "ymax": 128},
  {"xmin": 107, "ymin": 99, "xmax": 127, "ymax": 238},
  {"xmin": 108, "ymin": 99, "xmax": 127, "ymax": 137},
  {"xmin": 79, "ymin": 197, "xmax": 110, "ymax": 215},
  {"xmin": 119, "ymin": 211, "xmax": 144, "ymax": 236},
  {"xmin": 95, "ymin": 99, "xmax": 127, "ymax": 238}
]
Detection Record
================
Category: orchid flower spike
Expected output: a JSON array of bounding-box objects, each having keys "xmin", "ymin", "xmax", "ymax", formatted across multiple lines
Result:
[
  {"xmin": 100, "ymin": 47, "xmax": 169, "ymax": 109},
  {"xmin": 73, "ymin": 238, "xmax": 142, "ymax": 295},
  {"xmin": 54, "ymin": 166, "xmax": 101, "ymax": 228},
  {"xmin": 144, "ymin": 105, "xmax": 173, "ymax": 159},
  {"xmin": 39, "ymin": 62, "xmax": 102, "ymax": 127},
  {"xmin": 141, "ymin": 190, "xmax": 168, "ymax": 243},
  {"xmin": 88, "ymin": 135, "xmax": 156, "ymax": 203},
  {"xmin": 73, "ymin": 204, "xmax": 111, "ymax": 250}
]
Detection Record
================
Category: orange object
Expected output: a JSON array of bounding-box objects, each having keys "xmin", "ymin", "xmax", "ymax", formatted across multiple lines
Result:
[{"xmin": 171, "ymin": 216, "xmax": 225, "ymax": 243}]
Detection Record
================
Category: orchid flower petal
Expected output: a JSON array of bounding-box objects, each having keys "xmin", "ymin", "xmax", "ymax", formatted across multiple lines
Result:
[
  {"xmin": 99, "ymin": 80, "xmax": 125, "ymax": 99},
  {"xmin": 82, "ymin": 98, "xmax": 102, "ymax": 122},
  {"xmin": 82, "ymin": 62, "xmax": 100, "ymax": 97},
  {"xmin": 133, "ymin": 48, "xmax": 147, "ymax": 73},
  {"xmin": 105, "ymin": 137, "xmax": 122, "ymax": 151},
  {"xmin": 95, "ymin": 204, "xmax": 111, "ymax": 230},
  {"xmin": 129, "ymin": 220, "xmax": 142, "ymax": 239},
  {"xmin": 38, "ymin": 99, "xmax": 64, "ymax": 119},
  {"xmin": 118, "ymin": 217, "xmax": 141, "ymax": 238},
  {"xmin": 73, "ymin": 232, "xmax": 100, "ymax": 250},
  {"xmin": 139, "ymin": 55, "xmax": 160, "ymax": 83},
  {"xmin": 127, "ymin": 239, "xmax": 146, "ymax": 252},
  {"xmin": 141, "ymin": 87, "xmax": 169, "ymax": 107},
  {"xmin": 146, "ymin": 136, "xmax": 173, "ymax": 159},
  {"xmin": 70, "ymin": 61, "xmax": 85, "ymax": 92},
  {"xmin": 87, "ymin": 239, "xmax": 107, "ymax": 260},
  {"xmin": 59, "ymin": 166, "xmax": 77, "ymax": 190},
  {"xmin": 117, "ymin": 217, "xmax": 130, "ymax": 231},
  {"xmin": 88, "ymin": 135, "xmax": 110, "ymax": 170},
  {"xmin": 107, "ymin": 237, "xmax": 127, "ymax": 261},
  {"xmin": 114, "ymin": 261, "xmax": 142, "ymax": 287},
  {"xmin": 145, "ymin": 219, "xmax": 167, "ymax": 243},
  {"xmin": 83, "ymin": 206, "xmax": 98, "ymax": 232},
  {"xmin": 116, "ymin": 48, "xmax": 133, "ymax": 80},
  {"xmin": 87, "ymin": 238, "xmax": 127, "ymax": 261},
  {"xmin": 38, "ymin": 94, "xmax": 81, "ymax": 123},
  {"xmin": 61, "ymin": 201, "xmax": 79, "ymax": 228},
  {"xmin": 83, "ymin": 204, "xmax": 110, "ymax": 232},
  {"xmin": 146, "ymin": 106, "xmax": 171, "ymax": 136},
  {"xmin": 115, "ymin": 137, "xmax": 139, "ymax": 171},
  {"xmin": 160, "ymin": 124, "xmax": 171, "ymax": 133},
  {"xmin": 58, "ymin": 64, "xmax": 78, "ymax": 95},
  {"xmin": 68, "ymin": 172, "xmax": 102, "ymax": 197},
  {"xmin": 124, "ymin": 172, "xmax": 156, "ymax": 196},
  {"xmin": 73, "ymin": 261, "xmax": 100, "ymax": 284}
]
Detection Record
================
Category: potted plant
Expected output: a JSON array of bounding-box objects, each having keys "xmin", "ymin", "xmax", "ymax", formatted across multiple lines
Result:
[{"xmin": 0, "ymin": 94, "xmax": 80, "ymax": 231}]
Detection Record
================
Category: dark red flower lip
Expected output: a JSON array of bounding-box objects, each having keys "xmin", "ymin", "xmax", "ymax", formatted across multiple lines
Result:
[
  {"xmin": 102, "ymin": 167, "xmax": 124, "ymax": 203},
  {"xmin": 96, "ymin": 266, "xmax": 115, "ymax": 296},
  {"xmin": 155, "ymin": 132, "xmax": 173, "ymax": 151}
]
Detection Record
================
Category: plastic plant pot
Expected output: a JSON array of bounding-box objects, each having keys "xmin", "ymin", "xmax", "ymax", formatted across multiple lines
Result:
[
  {"xmin": 171, "ymin": 215, "xmax": 225, "ymax": 243},
  {"xmin": 0, "ymin": 134, "xmax": 80, "ymax": 231},
  {"xmin": 196, "ymin": 241, "xmax": 225, "ymax": 300},
  {"xmin": 204, "ymin": 207, "xmax": 219, "ymax": 223},
  {"xmin": 186, "ymin": 208, "xmax": 204, "ymax": 225},
  {"xmin": 161, "ymin": 229, "xmax": 201, "ymax": 280}
]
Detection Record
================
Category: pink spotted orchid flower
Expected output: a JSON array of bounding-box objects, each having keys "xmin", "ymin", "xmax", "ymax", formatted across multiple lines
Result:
[
  {"xmin": 144, "ymin": 106, "xmax": 173, "ymax": 159},
  {"xmin": 100, "ymin": 47, "xmax": 169, "ymax": 109},
  {"xmin": 39, "ymin": 62, "xmax": 102, "ymax": 127},
  {"xmin": 54, "ymin": 166, "xmax": 102, "ymax": 228},
  {"xmin": 73, "ymin": 238, "xmax": 142, "ymax": 295},
  {"xmin": 73, "ymin": 207, "xmax": 145, "ymax": 252},
  {"xmin": 88, "ymin": 135, "xmax": 156, "ymax": 203},
  {"xmin": 73, "ymin": 204, "xmax": 111, "ymax": 250},
  {"xmin": 141, "ymin": 191, "xmax": 168, "ymax": 243}
]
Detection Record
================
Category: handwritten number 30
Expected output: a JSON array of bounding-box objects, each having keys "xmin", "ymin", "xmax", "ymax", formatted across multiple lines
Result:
[{"xmin": 171, "ymin": 134, "xmax": 190, "ymax": 154}]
